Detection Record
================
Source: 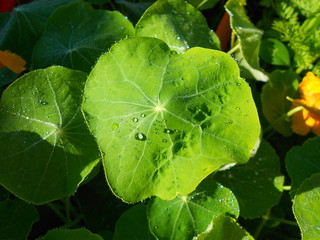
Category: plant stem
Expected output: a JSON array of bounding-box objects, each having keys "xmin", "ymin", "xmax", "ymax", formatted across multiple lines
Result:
[
  {"xmin": 254, "ymin": 209, "xmax": 270, "ymax": 239},
  {"xmin": 47, "ymin": 202, "xmax": 67, "ymax": 223},
  {"xmin": 227, "ymin": 43, "xmax": 240, "ymax": 55},
  {"xmin": 267, "ymin": 216, "xmax": 298, "ymax": 226},
  {"xmin": 282, "ymin": 185, "xmax": 291, "ymax": 191}
]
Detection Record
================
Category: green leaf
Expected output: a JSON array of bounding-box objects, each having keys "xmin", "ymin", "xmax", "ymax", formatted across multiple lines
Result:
[
  {"xmin": 214, "ymin": 139, "xmax": 284, "ymax": 218},
  {"xmin": 0, "ymin": 199, "xmax": 39, "ymax": 240},
  {"xmin": 32, "ymin": 1, "xmax": 134, "ymax": 72},
  {"xmin": 187, "ymin": 0, "xmax": 220, "ymax": 10},
  {"xmin": 259, "ymin": 38, "xmax": 291, "ymax": 66},
  {"xmin": 113, "ymin": 204, "xmax": 156, "ymax": 240},
  {"xmin": 0, "ymin": 0, "xmax": 75, "ymax": 65},
  {"xmin": 261, "ymin": 70, "xmax": 299, "ymax": 136},
  {"xmin": 0, "ymin": 66, "xmax": 100, "ymax": 204},
  {"xmin": 37, "ymin": 228, "xmax": 104, "ymax": 240},
  {"xmin": 135, "ymin": 0, "xmax": 220, "ymax": 53},
  {"xmin": 293, "ymin": 173, "xmax": 320, "ymax": 240},
  {"xmin": 82, "ymin": 37, "xmax": 261, "ymax": 203},
  {"xmin": 225, "ymin": 0, "xmax": 268, "ymax": 81},
  {"xmin": 286, "ymin": 137, "xmax": 320, "ymax": 198},
  {"xmin": 194, "ymin": 215, "xmax": 254, "ymax": 240},
  {"xmin": 148, "ymin": 181, "xmax": 239, "ymax": 240}
]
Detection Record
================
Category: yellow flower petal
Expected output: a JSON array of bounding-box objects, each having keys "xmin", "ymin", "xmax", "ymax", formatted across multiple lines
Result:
[{"xmin": 0, "ymin": 50, "xmax": 26, "ymax": 74}]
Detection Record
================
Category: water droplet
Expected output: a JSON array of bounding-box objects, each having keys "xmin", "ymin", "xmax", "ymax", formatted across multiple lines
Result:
[
  {"xmin": 163, "ymin": 128, "xmax": 174, "ymax": 134},
  {"xmin": 112, "ymin": 123, "xmax": 119, "ymax": 130},
  {"xmin": 135, "ymin": 132, "xmax": 147, "ymax": 141},
  {"xmin": 236, "ymin": 82, "xmax": 241, "ymax": 86},
  {"xmin": 236, "ymin": 107, "xmax": 240, "ymax": 110},
  {"xmin": 141, "ymin": 113, "xmax": 146, "ymax": 118},
  {"xmin": 38, "ymin": 99, "xmax": 48, "ymax": 105},
  {"xmin": 132, "ymin": 117, "xmax": 138, "ymax": 122},
  {"xmin": 162, "ymin": 139, "xmax": 167, "ymax": 143},
  {"xmin": 154, "ymin": 226, "xmax": 158, "ymax": 229}
]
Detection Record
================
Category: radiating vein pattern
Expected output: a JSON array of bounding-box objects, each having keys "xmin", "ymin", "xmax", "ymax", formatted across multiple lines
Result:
[{"xmin": 83, "ymin": 37, "xmax": 260, "ymax": 203}]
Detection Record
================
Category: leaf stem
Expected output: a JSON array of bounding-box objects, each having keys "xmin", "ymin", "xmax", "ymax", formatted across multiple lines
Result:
[
  {"xmin": 283, "ymin": 185, "xmax": 291, "ymax": 190},
  {"xmin": 267, "ymin": 216, "xmax": 298, "ymax": 226},
  {"xmin": 46, "ymin": 202, "xmax": 68, "ymax": 223},
  {"xmin": 254, "ymin": 209, "xmax": 270, "ymax": 239},
  {"xmin": 227, "ymin": 43, "xmax": 240, "ymax": 55}
]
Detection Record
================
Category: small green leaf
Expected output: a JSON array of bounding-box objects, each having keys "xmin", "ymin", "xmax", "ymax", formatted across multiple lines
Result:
[
  {"xmin": 194, "ymin": 215, "xmax": 254, "ymax": 240},
  {"xmin": 225, "ymin": 0, "xmax": 268, "ymax": 81},
  {"xmin": 82, "ymin": 37, "xmax": 261, "ymax": 203},
  {"xmin": 260, "ymin": 38, "xmax": 291, "ymax": 66},
  {"xmin": 0, "ymin": 0, "xmax": 75, "ymax": 65},
  {"xmin": 0, "ymin": 66, "xmax": 100, "ymax": 204},
  {"xmin": 0, "ymin": 199, "xmax": 39, "ymax": 240},
  {"xmin": 215, "ymin": 139, "xmax": 284, "ymax": 218},
  {"xmin": 261, "ymin": 70, "xmax": 299, "ymax": 136},
  {"xmin": 37, "ymin": 228, "xmax": 104, "ymax": 240},
  {"xmin": 286, "ymin": 137, "xmax": 320, "ymax": 198},
  {"xmin": 148, "ymin": 181, "xmax": 239, "ymax": 240},
  {"xmin": 135, "ymin": 0, "xmax": 220, "ymax": 53},
  {"xmin": 32, "ymin": 1, "xmax": 134, "ymax": 72},
  {"xmin": 113, "ymin": 204, "xmax": 156, "ymax": 240},
  {"xmin": 293, "ymin": 173, "xmax": 320, "ymax": 240}
]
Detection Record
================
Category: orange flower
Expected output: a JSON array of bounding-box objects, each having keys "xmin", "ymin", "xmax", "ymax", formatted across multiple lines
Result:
[
  {"xmin": 291, "ymin": 72, "xmax": 320, "ymax": 136},
  {"xmin": 0, "ymin": 50, "xmax": 26, "ymax": 74}
]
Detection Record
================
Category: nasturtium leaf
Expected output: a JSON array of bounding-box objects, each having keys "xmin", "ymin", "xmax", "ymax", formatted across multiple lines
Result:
[
  {"xmin": 135, "ymin": 0, "xmax": 220, "ymax": 53},
  {"xmin": 148, "ymin": 181, "xmax": 239, "ymax": 240},
  {"xmin": 38, "ymin": 228, "xmax": 103, "ymax": 240},
  {"xmin": 215, "ymin": 140, "xmax": 284, "ymax": 218},
  {"xmin": 286, "ymin": 137, "xmax": 320, "ymax": 198},
  {"xmin": 113, "ymin": 204, "xmax": 156, "ymax": 240},
  {"xmin": 261, "ymin": 70, "xmax": 299, "ymax": 136},
  {"xmin": 82, "ymin": 37, "xmax": 261, "ymax": 203},
  {"xmin": 32, "ymin": 1, "xmax": 134, "ymax": 73},
  {"xmin": 0, "ymin": 66, "xmax": 100, "ymax": 204},
  {"xmin": 225, "ymin": 0, "xmax": 268, "ymax": 82},
  {"xmin": 115, "ymin": 0, "xmax": 153, "ymax": 23},
  {"xmin": 0, "ymin": 199, "xmax": 39, "ymax": 240},
  {"xmin": 259, "ymin": 38, "xmax": 291, "ymax": 66},
  {"xmin": 293, "ymin": 173, "xmax": 320, "ymax": 240},
  {"xmin": 0, "ymin": 0, "xmax": 75, "ymax": 65},
  {"xmin": 187, "ymin": 0, "xmax": 219, "ymax": 10},
  {"xmin": 194, "ymin": 215, "xmax": 254, "ymax": 240}
]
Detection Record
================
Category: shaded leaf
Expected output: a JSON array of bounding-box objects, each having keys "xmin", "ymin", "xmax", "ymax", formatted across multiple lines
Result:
[
  {"xmin": 261, "ymin": 70, "xmax": 299, "ymax": 136},
  {"xmin": 187, "ymin": 0, "xmax": 220, "ymax": 10},
  {"xmin": 259, "ymin": 38, "xmax": 290, "ymax": 66},
  {"xmin": 0, "ymin": 66, "xmax": 99, "ymax": 204},
  {"xmin": 225, "ymin": 0, "xmax": 268, "ymax": 81},
  {"xmin": 293, "ymin": 173, "xmax": 320, "ymax": 240},
  {"xmin": 148, "ymin": 181, "xmax": 239, "ymax": 240},
  {"xmin": 82, "ymin": 37, "xmax": 261, "ymax": 203},
  {"xmin": 135, "ymin": 0, "xmax": 220, "ymax": 53},
  {"xmin": 32, "ymin": 1, "xmax": 134, "ymax": 72},
  {"xmin": 113, "ymin": 204, "xmax": 156, "ymax": 240},
  {"xmin": 215, "ymin": 139, "xmax": 284, "ymax": 218},
  {"xmin": 0, "ymin": 199, "xmax": 39, "ymax": 240},
  {"xmin": 38, "ymin": 228, "xmax": 103, "ymax": 240},
  {"xmin": 286, "ymin": 137, "xmax": 320, "ymax": 198}
]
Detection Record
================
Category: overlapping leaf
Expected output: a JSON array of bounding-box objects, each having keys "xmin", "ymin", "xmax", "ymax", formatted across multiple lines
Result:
[
  {"xmin": 148, "ymin": 181, "xmax": 239, "ymax": 240},
  {"xmin": 82, "ymin": 37, "xmax": 261, "ymax": 203},
  {"xmin": 135, "ymin": 0, "xmax": 220, "ymax": 53},
  {"xmin": 215, "ymin": 139, "xmax": 284, "ymax": 218},
  {"xmin": 32, "ymin": 1, "xmax": 134, "ymax": 72},
  {"xmin": 0, "ymin": 66, "xmax": 99, "ymax": 204},
  {"xmin": 38, "ymin": 229, "xmax": 103, "ymax": 240},
  {"xmin": 293, "ymin": 173, "xmax": 320, "ymax": 240}
]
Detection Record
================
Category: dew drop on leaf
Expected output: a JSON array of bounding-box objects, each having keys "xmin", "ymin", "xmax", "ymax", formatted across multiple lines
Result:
[
  {"xmin": 38, "ymin": 99, "xmax": 48, "ymax": 105},
  {"xmin": 140, "ymin": 113, "xmax": 146, "ymax": 118},
  {"xmin": 132, "ymin": 117, "xmax": 138, "ymax": 122},
  {"xmin": 162, "ymin": 139, "xmax": 167, "ymax": 143},
  {"xmin": 163, "ymin": 128, "xmax": 174, "ymax": 134},
  {"xmin": 112, "ymin": 123, "xmax": 119, "ymax": 130},
  {"xmin": 135, "ymin": 132, "xmax": 147, "ymax": 141}
]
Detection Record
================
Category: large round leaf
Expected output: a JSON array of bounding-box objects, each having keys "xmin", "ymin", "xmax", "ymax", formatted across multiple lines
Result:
[
  {"xmin": 148, "ymin": 181, "xmax": 239, "ymax": 240},
  {"xmin": 32, "ymin": 1, "xmax": 134, "ymax": 72},
  {"xmin": 0, "ymin": 66, "xmax": 99, "ymax": 204},
  {"xmin": 135, "ymin": 0, "xmax": 220, "ymax": 53},
  {"xmin": 293, "ymin": 173, "xmax": 320, "ymax": 240},
  {"xmin": 82, "ymin": 37, "xmax": 261, "ymax": 203}
]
